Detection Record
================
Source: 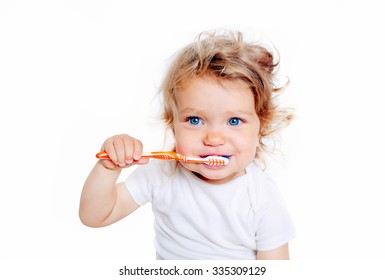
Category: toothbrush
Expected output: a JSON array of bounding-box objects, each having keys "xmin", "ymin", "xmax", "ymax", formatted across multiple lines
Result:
[{"xmin": 95, "ymin": 151, "xmax": 229, "ymax": 166}]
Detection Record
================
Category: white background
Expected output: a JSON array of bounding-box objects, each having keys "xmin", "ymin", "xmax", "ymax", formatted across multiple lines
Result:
[{"xmin": 1, "ymin": 0, "xmax": 385, "ymax": 268}]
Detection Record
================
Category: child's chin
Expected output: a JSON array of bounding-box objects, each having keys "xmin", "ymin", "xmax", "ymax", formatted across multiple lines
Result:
[
  {"xmin": 195, "ymin": 170, "xmax": 241, "ymax": 184},
  {"xmin": 182, "ymin": 163, "xmax": 242, "ymax": 184},
  {"xmin": 207, "ymin": 169, "xmax": 246, "ymax": 183}
]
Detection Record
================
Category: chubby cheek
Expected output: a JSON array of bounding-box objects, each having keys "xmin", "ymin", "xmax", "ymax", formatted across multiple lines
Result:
[
  {"xmin": 175, "ymin": 141, "xmax": 188, "ymax": 155},
  {"xmin": 173, "ymin": 128, "xmax": 193, "ymax": 155},
  {"xmin": 237, "ymin": 133, "xmax": 259, "ymax": 160},
  {"xmin": 173, "ymin": 131, "xmax": 200, "ymax": 172}
]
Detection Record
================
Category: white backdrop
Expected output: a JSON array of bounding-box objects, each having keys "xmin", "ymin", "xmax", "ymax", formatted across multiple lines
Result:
[{"xmin": 1, "ymin": 0, "xmax": 385, "ymax": 266}]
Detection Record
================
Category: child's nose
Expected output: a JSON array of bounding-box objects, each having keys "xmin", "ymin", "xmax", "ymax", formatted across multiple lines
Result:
[{"xmin": 203, "ymin": 130, "xmax": 225, "ymax": 146}]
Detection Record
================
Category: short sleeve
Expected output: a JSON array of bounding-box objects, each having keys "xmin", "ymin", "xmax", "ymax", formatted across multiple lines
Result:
[
  {"xmin": 250, "ymin": 168, "xmax": 296, "ymax": 251},
  {"xmin": 124, "ymin": 160, "xmax": 170, "ymax": 206}
]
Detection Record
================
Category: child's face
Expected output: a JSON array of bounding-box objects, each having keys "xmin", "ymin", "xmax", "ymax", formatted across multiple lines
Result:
[{"xmin": 173, "ymin": 76, "xmax": 260, "ymax": 184}]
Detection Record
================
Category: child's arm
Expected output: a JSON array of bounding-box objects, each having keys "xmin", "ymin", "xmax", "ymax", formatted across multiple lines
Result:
[
  {"xmin": 256, "ymin": 243, "xmax": 289, "ymax": 260},
  {"xmin": 79, "ymin": 134, "xmax": 149, "ymax": 227}
]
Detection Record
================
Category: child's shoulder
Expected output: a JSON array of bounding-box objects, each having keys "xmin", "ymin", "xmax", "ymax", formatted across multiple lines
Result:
[
  {"xmin": 247, "ymin": 160, "xmax": 279, "ymax": 191},
  {"xmin": 247, "ymin": 160, "xmax": 272, "ymax": 179},
  {"xmin": 246, "ymin": 161, "xmax": 287, "ymax": 215}
]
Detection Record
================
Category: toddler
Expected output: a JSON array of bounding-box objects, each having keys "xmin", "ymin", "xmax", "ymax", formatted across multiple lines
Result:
[{"xmin": 80, "ymin": 30, "xmax": 295, "ymax": 259}]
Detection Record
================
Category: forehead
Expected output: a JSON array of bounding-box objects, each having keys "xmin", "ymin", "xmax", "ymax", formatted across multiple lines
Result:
[{"xmin": 176, "ymin": 76, "xmax": 255, "ymax": 111}]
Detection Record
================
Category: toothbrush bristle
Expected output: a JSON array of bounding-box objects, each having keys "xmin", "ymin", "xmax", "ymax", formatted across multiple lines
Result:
[{"xmin": 204, "ymin": 156, "xmax": 229, "ymax": 166}]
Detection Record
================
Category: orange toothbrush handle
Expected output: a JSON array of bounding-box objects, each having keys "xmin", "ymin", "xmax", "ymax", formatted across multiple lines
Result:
[
  {"xmin": 95, "ymin": 151, "xmax": 179, "ymax": 160},
  {"xmin": 95, "ymin": 151, "xmax": 228, "ymax": 166}
]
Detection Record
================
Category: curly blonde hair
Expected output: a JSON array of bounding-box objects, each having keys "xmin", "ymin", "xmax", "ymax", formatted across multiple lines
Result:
[{"xmin": 161, "ymin": 30, "xmax": 293, "ymax": 159}]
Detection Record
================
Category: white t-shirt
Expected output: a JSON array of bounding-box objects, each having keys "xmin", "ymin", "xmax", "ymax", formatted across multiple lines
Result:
[{"xmin": 125, "ymin": 160, "xmax": 295, "ymax": 259}]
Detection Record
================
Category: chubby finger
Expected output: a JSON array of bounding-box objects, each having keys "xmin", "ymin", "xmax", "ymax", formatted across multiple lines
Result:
[
  {"xmin": 113, "ymin": 137, "xmax": 127, "ymax": 166},
  {"xmin": 102, "ymin": 139, "xmax": 118, "ymax": 165},
  {"xmin": 132, "ymin": 138, "xmax": 144, "ymax": 161},
  {"xmin": 122, "ymin": 137, "xmax": 134, "ymax": 165},
  {"xmin": 134, "ymin": 157, "xmax": 150, "ymax": 165}
]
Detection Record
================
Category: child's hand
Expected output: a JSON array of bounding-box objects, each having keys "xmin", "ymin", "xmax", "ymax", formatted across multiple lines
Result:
[{"xmin": 99, "ymin": 134, "xmax": 149, "ymax": 170}]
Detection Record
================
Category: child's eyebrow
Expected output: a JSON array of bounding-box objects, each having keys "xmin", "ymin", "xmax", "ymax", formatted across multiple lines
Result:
[
  {"xmin": 178, "ymin": 108, "xmax": 205, "ymax": 115},
  {"xmin": 226, "ymin": 110, "xmax": 256, "ymax": 116},
  {"xmin": 179, "ymin": 108, "xmax": 256, "ymax": 116}
]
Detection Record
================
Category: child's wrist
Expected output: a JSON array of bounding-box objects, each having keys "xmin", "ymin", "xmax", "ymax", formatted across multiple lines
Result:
[{"xmin": 97, "ymin": 160, "xmax": 122, "ymax": 174}]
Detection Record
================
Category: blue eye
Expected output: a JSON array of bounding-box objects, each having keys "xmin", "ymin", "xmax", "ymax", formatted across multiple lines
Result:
[
  {"xmin": 188, "ymin": 117, "xmax": 202, "ymax": 125},
  {"xmin": 228, "ymin": 117, "xmax": 242, "ymax": 126}
]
